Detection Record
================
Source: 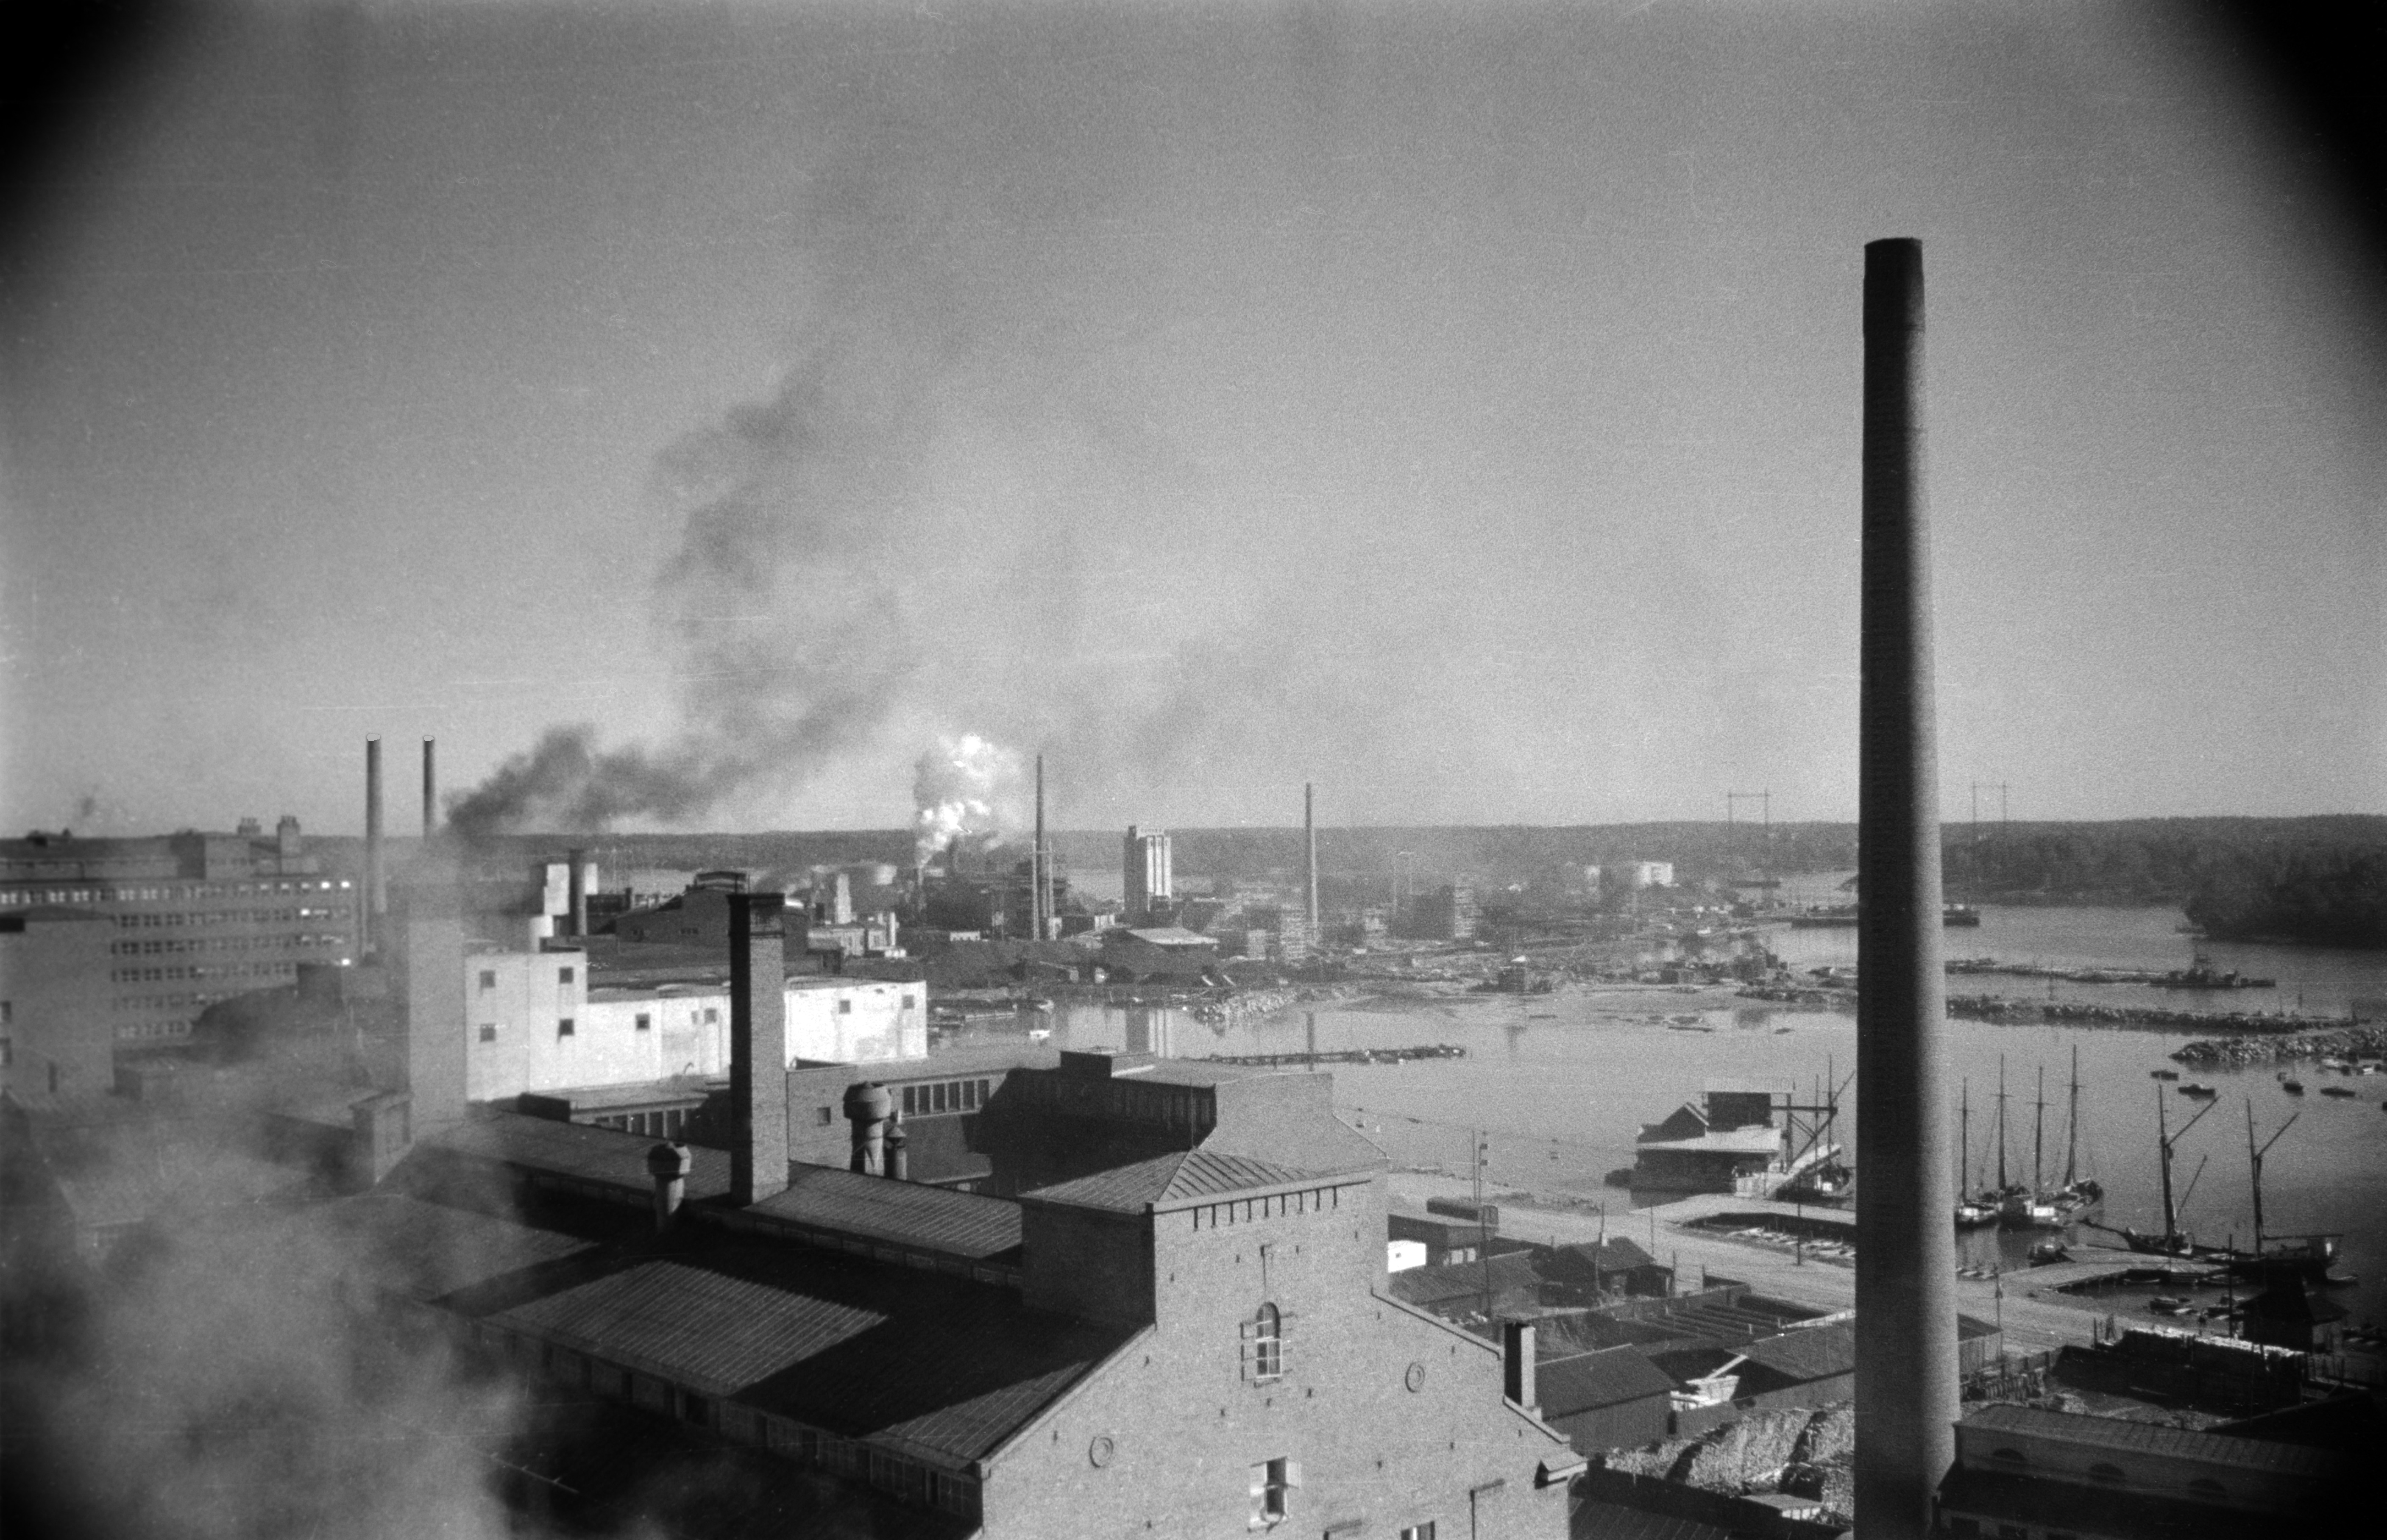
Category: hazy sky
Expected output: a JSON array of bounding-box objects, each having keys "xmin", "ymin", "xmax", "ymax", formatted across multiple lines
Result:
[{"xmin": 4, "ymin": 0, "xmax": 2381, "ymax": 838}]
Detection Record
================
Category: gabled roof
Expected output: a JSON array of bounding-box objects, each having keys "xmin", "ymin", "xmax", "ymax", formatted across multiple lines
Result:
[
  {"xmin": 429, "ymin": 1108, "xmax": 733, "ymax": 1203},
  {"xmin": 485, "ymin": 1243, "xmax": 1135, "ymax": 1466},
  {"xmin": 1020, "ymin": 1148, "xmax": 1326, "ymax": 1212},
  {"xmin": 1964, "ymin": 1404, "xmax": 2344, "ymax": 1476},
  {"xmin": 1549, "ymin": 1237, "xmax": 1660, "ymax": 1275},
  {"xmin": 1737, "ymin": 1320, "xmax": 1856, "ymax": 1383},
  {"xmin": 750, "ymin": 1164, "xmax": 1022, "ymax": 1262},
  {"xmin": 1537, "ymin": 1345, "xmax": 1679, "ymax": 1415}
]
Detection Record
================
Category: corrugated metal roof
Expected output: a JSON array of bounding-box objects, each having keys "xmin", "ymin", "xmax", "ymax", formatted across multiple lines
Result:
[
  {"xmin": 1538, "ymin": 1345, "xmax": 1679, "ymax": 1415},
  {"xmin": 1737, "ymin": 1321, "xmax": 1856, "ymax": 1383},
  {"xmin": 488, "ymin": 1245, "xmax": 1132, "ymax": 1464},
  {"xmin": 1964, "ymin": 1404, "xmax": 2343, "ymax": 1476},
  {"xmin": 749, "ymin": 1165, "xmax": 1021, "ymax": 1260},
  {"xmin": 1019, "ymin": 1148, "xmax": 1326, "ymax": 1212},
  {"xmin": 298, "ymin": 1190, "xmax": 597, "ymax": 1301},
  {"xmin": 432, "ymin": 1109, "xmax": 732, "ymax": 1201}
]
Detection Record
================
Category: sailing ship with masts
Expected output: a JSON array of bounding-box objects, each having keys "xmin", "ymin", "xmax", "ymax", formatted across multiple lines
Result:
[{"xmin": 2087, "ymin": 1088, "xmax": 2345, "ymax": 1284}]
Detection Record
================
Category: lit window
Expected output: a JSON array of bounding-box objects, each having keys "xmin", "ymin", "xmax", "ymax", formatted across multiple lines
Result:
[
  {"xmin": 558, "ymin": 1018, "xmax": 575, "ymax": 1038},
  {"xmin": 1251, "ymin": 1304, "xmax": 1283, "ymax": 1380},
  {"xmin": 479, "ymin": 1025, "xmax": 497, "ymax": 1043},
  {"xmin": 1248, "ymin": 1457, "xmax": 1298, "ymax": 1527}
]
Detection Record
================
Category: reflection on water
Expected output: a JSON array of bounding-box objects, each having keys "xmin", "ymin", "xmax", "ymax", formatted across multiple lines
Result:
[{"xmin": 938, "ymin": 915, "xmax": 2387, "ymax": 1330}]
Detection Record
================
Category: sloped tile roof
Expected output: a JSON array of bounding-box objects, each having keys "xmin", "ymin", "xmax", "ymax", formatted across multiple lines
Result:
[
  {"xmin": 431, "ymin": 1109, "xmax": 733, "ymax": 1201},
  {"xmin": 1019, "ymin": 1148, "xmax": 1325, "ymax": 1212},
  {"xmin": 749, "ymin": 1164, "xmax": 1022, "ymax": 1261},
  {"xmin": 487, "ymin": 1244, "xmax": 1134, "ymax": 1465},
  {"xmin": 1537, "ymin": 1345, "xmax": 1679, "ymax": 1415}
]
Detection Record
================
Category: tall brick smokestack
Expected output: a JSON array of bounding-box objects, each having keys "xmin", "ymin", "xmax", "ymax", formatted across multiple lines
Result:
[
  {"xmin": 1304, "ymin": 782, "xmax": 1319, "ymax": 935},
  {"xmin": 566, "ymin": 848, "xmax": 588, "ymax": 939},
  {"xmin": 1854, "ymin": 236, "xmax": 1958, "ymax": 1537},
  {"xmin": 364, "ymin": 737, "xmax": 384, "ymax": 954},
  {"xmin": 421, "ymin": 737, "xmax": 437, "ymax": 840},
  {"xmin": 730, "ymin": 891, "xmax": 790, "ymax": 1204}
]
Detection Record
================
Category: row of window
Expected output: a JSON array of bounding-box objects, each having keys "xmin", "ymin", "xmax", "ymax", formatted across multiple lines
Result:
[
  {"xmin": 591, "ymin": 1108, "xmax": 694, "ymax": 1138},
  {"xmin": 899, "ymin": 1077, "xmax": 992, "ymax": 1116},
  {"xmin": 111, "ymin": 962, "xmax": 297, "ymax": 983},
  {"xmin": 114, "ymin": 909, "xmax": 320, "ymax": 928},
  {"xmin": 1008, "ymin": 1071, "xmax": 1212, "ymax": 1130},
  {"xmin": 113, "ymin": 992, "xmax": 230, "ymax": 1011},
  {"xmin": 111, "ymin": 935, "xmax": 344, "ymax": 956},
  {"xmin": 1193, "ymin": 1186, "xmax": 1343, "ymax": 1230},
  {"xmin": 0, "ymin": 879, "xmax": 349, "ymax": 905},
  {"xmin": 475, "ymin": 1325, "xmax": 979, "ymax": 1519},
  {"xmin": 114, "ymin": 1020, "xmax": 195, "ymax": 1039}
]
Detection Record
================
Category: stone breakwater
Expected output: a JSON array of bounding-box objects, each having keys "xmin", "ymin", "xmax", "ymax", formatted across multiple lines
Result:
[
  {"xmin": 2168, "ymin": 1024, "xmax": 2387, "ymax": 1069},
  {"xmin": 1738, "ymin": 983, "xmax": 2352, "ymax": 1037}
]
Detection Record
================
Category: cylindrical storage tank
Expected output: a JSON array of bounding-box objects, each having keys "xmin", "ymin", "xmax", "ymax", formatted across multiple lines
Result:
[{"xmin": 844, "ymin": 1082, "xmax": 893, "ymax": 1176}]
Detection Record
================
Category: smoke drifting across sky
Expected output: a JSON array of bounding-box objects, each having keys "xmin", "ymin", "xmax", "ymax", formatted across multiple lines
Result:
[{"xmin": 5, "ymin": 3, "xmax": 2382, "ymax": 834}]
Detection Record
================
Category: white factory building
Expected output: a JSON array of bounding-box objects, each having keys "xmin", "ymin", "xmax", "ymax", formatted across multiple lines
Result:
[{"xmin": 460, "ymin": 942, "xmax": 928, "ymax": 1102}]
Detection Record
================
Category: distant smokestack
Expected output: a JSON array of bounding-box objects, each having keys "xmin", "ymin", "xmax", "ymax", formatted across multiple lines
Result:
[
  {"xmin": 567, "ymin": 848, "xmax": 588, "ymax": 938},
  {"xmin": 1304, "ymin": 782, "xmax": 1319, "ymax": 934},
  {"xmin": 1033, "ymin": 753, "xmax": 1047, "ymax": 942},
  {"xmin": 647, "ymin": 1140, "xmax": 691, "ymax": 1231},
  {"xmin": 844, "ymin": 1082, "xmax": 891, "ymax": 1176},
  {"xmin": 1853, "ymin": 236, "xmax": 1959, "ymax": 1539},
  {"xmin": 421, "ymin": 737, "xmax": 436, "ymax": 840},
  {"xmin": 730, "ymin": 892, "xmax": 789, "ymax": 1205},
  {"xmin": 364, "ymin": 737, "xmax": 384, "ymax": 953}
]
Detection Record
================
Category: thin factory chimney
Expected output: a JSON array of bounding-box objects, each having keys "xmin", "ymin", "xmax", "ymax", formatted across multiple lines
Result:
[
  {"xmin": 566, "ymin": 847, "xmax": 588, "ymax": 939},
  {"xmin": 730, "ymin": 892, "xmax": 790, "ymax": 1205},
  {"xmin": 364, "ymin": 737, "xmax": 383, "ymax": 954},
  {"xmin": 1304, "ymin": 782, "xmax": 1319, "ymax": 935},
  {"xmin": 1853, "ymin": 236, "xmax": 1959, "ymax": 1538},
  {"xmin": 421, "ymin": 737, "xmax": 436, "ymax": 840},
  {"xmin": 1034, "ymin": 753, "xmax": 1047, "ymax": 942}
]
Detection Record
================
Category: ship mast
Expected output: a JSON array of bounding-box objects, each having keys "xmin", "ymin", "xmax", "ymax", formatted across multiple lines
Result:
[
  {"xmin": 2156, "ymin": 1087, "xmax": 2175, "ymax": 1244},
  {"xmin": 2063, "ymin": 1044, "xmax": 2081, "ymax": 1189},
  {"xmin": 1959, "ymin": 1078, "xmax": 1971, "ymax": 1198},
  {"xmin": 2246, "ymin": 1101, "xmax": 2297, "ymax": 1258},
  {"xmin": 1994, "ymin": 1056, "xmax": 2009, "ymax": 1192},
  {"xmin": 2032, "ymin": 1064, "xmax": 2047, "ymax": 1198}
]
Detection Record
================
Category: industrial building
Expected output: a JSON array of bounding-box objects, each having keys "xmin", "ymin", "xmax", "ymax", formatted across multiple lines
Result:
[
  {"xmin": 1631, "ymin": 1087, "xmax": 1794, "ymax": 1195},
  {"xmin": 1122, "ymin": 825, "xmax": 1173, "ymax": 919},
  {"xmin": 0, "ymin": 820, "xmax": 357, "ymax": 1049}
]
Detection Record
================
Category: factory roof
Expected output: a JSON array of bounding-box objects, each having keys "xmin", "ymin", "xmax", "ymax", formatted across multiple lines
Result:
[
  {"xmin": 1385, "ymin": 1250, "xmax": 1546, "ymax": 1310},
  {"xmin": 1736, "ymin": 1320, "xmax": 1857, "ymax": 1384},
  {"xmin": 1937, "ymin": 1468, "xmax": 2302, "ymax": 1540},
  {"xmin": 1963, "ymin": 1404, "xmax": 2345, "ymax": 1476},
  {"xmin": 303, "ymin": 1189, "xmax": 601, "ymax": 1302},
  {"xmin": 1565, "ymin": 1501, "xmax": 1734, "ymax": 1540},
  {"xmin": 1537, "ymin": 1345, "xmax": 1680, "ymax": 1414},
  {"xmin": 484, "ymin": 1242, "xmax": 1135, "ymax": 1466},
  {"xmin": 430, "ymin": 1108, "xmax": 733, "ymax": 1203},
  {"xmin": 1546, "ymin": 1237, "xmax": 1662, "ymax": 1275},
  {"xmin": 1110, "ymin": 926, "xmax": 1220, "ymax": 949},
  {"xmin": 1019, "ymin": 1148, "xmax": 1337, "ymax": 1213},
  {"xmin": 1634, "ymin": 1127, "xmax": 1783, "ymax": 1156},
  {"xmin": 749, "ymin": 1164, "xmax": 1022, "ymax": 1262}
]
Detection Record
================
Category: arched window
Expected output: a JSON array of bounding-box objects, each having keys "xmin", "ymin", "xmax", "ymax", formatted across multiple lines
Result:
[
  {"xmin": 1989, "ymin": 1448, "xmax": 2027, "ymax": 1468},
  {"xmin": 1252, "ymin": 1304, "xmax": 1283, "ymax": 1380},
  {"xmin": 2087, "ymin": 1463, "xmax": 2125, "ymax": 1486}
]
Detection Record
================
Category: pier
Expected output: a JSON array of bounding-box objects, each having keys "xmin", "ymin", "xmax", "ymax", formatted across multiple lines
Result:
[{"xmin": 1200, "ymin": 1043, "xmax": 1467, "ymax": 1067}]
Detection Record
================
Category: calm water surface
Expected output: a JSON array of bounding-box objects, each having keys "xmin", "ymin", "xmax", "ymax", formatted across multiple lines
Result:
[{"xmin": 951, "ymin": 903, "xmax": 2387, "ymax": 1330}]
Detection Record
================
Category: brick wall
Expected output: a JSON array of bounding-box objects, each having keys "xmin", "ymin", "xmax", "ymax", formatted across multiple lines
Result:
[{"xmin": 983, "ymin": 1175, "xmax": 1572, "ymax": 1539}]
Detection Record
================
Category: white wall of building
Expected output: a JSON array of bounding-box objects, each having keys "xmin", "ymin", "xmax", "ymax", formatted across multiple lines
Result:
[{"xmin": 461, "ymin": 948, "xmax": 929, "ymax": 1101}]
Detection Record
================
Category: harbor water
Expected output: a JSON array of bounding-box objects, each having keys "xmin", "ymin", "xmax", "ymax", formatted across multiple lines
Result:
[{"xmin": 950, "ymin": 902, "xmax": 2387, "ymax": 1334}]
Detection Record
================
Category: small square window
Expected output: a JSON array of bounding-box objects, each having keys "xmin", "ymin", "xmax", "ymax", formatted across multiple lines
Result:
[
  {"xmin": 478, "ymin": 1024, "xmax": 497, "ymax": 1043},
  {"xmin": 837, "ymin": 1000, "xmax": 852, "ymax": 1014},
  {"xmin": 635, "ymin": 1013, "xmax": 652, "ymax": 1031},
  {"xmin": 816, "ymin": 1106, "xmax": 834, "ymax": 1126},
  {"xmin": 478, "ymin": 970, "xmax": 497, "ymax": 990},
  {"xmin": 703, "ymin": 1007, "xmax": 719, "ymax": 1024},
  {"xmin": 558, "ymin": 1018, "xmax": 575, "ymax": 1037},
  {"xmin": 901, "ymin": 994, "xmax": 916, "ymax": 1008},
  {"xmin": 558, "ymin": 967, "xmax": 575, "ymax": 984}
]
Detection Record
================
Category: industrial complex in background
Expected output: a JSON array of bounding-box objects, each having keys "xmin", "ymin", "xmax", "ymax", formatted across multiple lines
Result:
[{"xmin": 5, "ymin": 246, "xmax": 2369, "ymax": 1539}]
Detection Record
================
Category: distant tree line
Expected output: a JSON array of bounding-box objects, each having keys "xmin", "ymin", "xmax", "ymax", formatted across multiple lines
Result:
[{"xmin": 2181, "ymin": 846, "xmax": 2387, "ymax": 949}]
